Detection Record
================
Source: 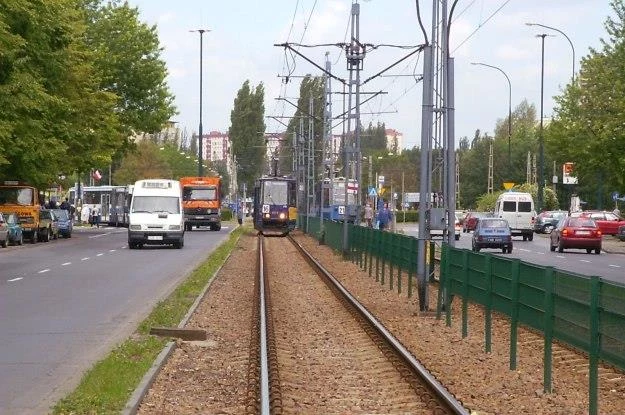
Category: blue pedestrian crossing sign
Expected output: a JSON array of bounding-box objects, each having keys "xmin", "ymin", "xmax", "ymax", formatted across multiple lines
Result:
[
  {"xmin": 613, "ymin": 191, "xmax": 620, "ymax": 201},
  {"xmin": 368, "ymin": 186, "xmax": 377, "ymax": 197}
]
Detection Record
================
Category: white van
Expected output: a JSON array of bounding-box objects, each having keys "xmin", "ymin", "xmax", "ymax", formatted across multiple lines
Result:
[
  {"xmin": 128, "ymin": 179, "xmax": 184, "ymax": 249},
  {"xmin": 494, "ymin": 191, "xmax": 536, "ymax": 241}
]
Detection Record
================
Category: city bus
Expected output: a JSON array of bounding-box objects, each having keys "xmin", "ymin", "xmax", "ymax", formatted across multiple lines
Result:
[{"xmin": 69, "ymin": 184, "xmax": 133, "ymax": 226}]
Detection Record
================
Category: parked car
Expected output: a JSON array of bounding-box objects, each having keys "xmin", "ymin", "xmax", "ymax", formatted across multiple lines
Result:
[
  {"xmin": 617, "ymin": 224, "xmax": 625, "ymax": 242},
  {"xmin": 549, "ymin": 216, "xmax": 602, "ymax": 254},
  {"xmin": 39, "ymin": 209, "xmax": 59, "ymax": 241},
  {"xmin": 4, "ymin": 212, "xmax": 23, "ymax": 245},
  {"xmin": 471, "ymin": 217, "xmax": 513, "ymax": 253},
  {"xmin": 462, "ymin": 211, "xmax": 491, "ymax": 233},
  {"xmin": 578, "ymin": 210, "xmax": 625, "ymax": 235},
  {"xmin": 0, "ymin": 212, "xmax": 8, "ymax": 248},
  {"xmin": 533, "ymin": 210, "xmax": 568, "ymax": 234},
  {"xmin": 52, "ymin": 209, "xmax": 73, "ymax": 238}
]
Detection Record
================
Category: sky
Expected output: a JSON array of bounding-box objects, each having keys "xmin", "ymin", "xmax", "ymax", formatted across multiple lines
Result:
[{"xmin": 127, "ymin": 0, "xmax": 615, "ymax": 150}]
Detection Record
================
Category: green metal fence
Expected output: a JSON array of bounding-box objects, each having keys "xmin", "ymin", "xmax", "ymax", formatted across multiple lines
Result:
[{"xmin": 440, "ymin": 244, "xmax": 625, "ymax": 415}]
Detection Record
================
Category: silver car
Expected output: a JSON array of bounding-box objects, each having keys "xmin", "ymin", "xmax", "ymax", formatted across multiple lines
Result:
[{"xmin": 0, "ymin": 212, "xmax": 8, "ymax": 248}]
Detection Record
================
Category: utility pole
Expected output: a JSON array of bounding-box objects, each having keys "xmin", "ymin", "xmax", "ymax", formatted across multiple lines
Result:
[
  {"xmin": 488, "ymin": 142, "xmax": 494, "ymax": 194},
  {"xmin": 321, "ymin": 52, "xmax": 333, "ymax": 231},
  {"xmin": 306, "ymin": 96, "xmax": 315, "ymax": 231}
]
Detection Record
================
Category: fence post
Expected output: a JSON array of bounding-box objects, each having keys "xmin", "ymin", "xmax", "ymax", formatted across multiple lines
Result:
[
  {"xmin": 375, "ymin": 231, "xmax": 380, "ymax": 282},
  {"xmin": 408, "ymin": 237, "xmax": 416, "ymax": 298},
  {"xmin": 445, "ymin": 244, "xmax": 453, "ymax": 327},
  {"xmin": 437, "ymin": 244, "xmax": 447, "ymax": 319},
  {"xmin": 509, "ymin": 259, "xmax": 521, "ymax": 371},
  {"xmin": 461, "ymin": 250, "xmax": 469, "ymax": 339},
  {"xmin": 543, "ymin": 266, "xmax": 554, "ymax": 393},
  {"xmin": 589, "ymin": 276, "xmax": 600, "ymax": 415},
  {"xmin": 389, "ymin": 234, "xmax": 395, "ymax": 291},
  {"xmin": 484, "ymin": 255, "xmax": 493, "ymax": 353}
]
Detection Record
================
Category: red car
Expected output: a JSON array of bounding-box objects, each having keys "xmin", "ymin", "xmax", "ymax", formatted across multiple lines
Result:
[
  {"xmin": 462, "ymin": 212, "xmax": 491, "ymax": 232},
  {"xmin": 550, "ymin": 216, "xmax": 602, "ymax": 254},
  {"xmin": 578, "ymin": 211, "xmax": 625, "ymax": 235}
]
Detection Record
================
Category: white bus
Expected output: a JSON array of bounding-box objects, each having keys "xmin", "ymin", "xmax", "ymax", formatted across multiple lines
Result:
[
  {"xmin": 128, "ymin": 179, "xmax": 184, "ymax": 249},
  {"xmin": 69, "ymin": 185, "xmax": 133, "ymax": 227}
]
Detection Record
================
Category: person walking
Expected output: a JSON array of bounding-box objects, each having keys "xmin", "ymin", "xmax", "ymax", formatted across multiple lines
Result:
[
  {"xmin": 237, "ymin": 202, "xmax": 244, "ymax": 225},
  {"xmin": 364, "ymin": 203, "xmax": 374, "ymax": 228},
  {"xmin": 377, "ymin": 201, "xmax": 393, "ymax": 231}
]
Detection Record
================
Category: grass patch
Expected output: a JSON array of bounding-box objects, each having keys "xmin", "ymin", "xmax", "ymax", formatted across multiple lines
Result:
[{"xmin": 53, "ymin": 224, "xmax": 246, "ymax": 414}]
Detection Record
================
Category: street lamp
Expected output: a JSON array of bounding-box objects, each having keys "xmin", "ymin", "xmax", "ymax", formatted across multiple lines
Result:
[
  {"xmin": 536, "ymin": 33, "xmax": 550, "ymax": 212},
  {"xmin": 526, "ymin": 23, "xmax": 575, "ymax": 83},
  {"xmin": 190, "ymin": 28, "xmax": 211, "ymax": 177},
  {"xmin": 471, "ymin": 62, "xmax": 512, "ymax": 174}
]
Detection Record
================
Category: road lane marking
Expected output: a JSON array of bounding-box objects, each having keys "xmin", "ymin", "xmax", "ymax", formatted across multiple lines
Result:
[
  {"xmin": 81, "ymin": 257, "xmax": 90, "ymax": 261},
  {"xmin": 556, "ymin": 255, "xmax": 566, "ymax": 259},
  {"xmin": 62, "ymin": 262, "xmax": 71, "ymax": 266},
  {"xmin": 8, "ymin": 277, "xmax": 23, "ymax": 282},
  {"xmin": 609, "ymin": 264, "xmax": 621, "ymax": 268},
  {"xmin": 580, "ymin": 260, "xmax": 591, "ymax": 263},
  {"xmin": 536, "ymin": 252, "xmax": 545, "ymax": 255},
  {"xmin": 38, "ymin": 269, "xmax": 50, "ymax": 274},
  {"xmin": 97, "ymin": 253, "xmax": 104, "ymax": 257},
  {"xmin": 519, "ymin": 248, "xmax": 531, "ymax": 252},
  {"xmin": 109, "ymin": 249, "xmax": 116, "ymax": 252}
]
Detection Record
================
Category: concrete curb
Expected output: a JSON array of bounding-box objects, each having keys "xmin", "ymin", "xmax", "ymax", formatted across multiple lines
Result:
[{"xmin": 122, "ymin": 225, "xmax": 241, "ymax": 415}]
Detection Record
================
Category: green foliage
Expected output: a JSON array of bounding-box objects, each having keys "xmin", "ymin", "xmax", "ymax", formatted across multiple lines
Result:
[
  {"xmin": 229, "ymin": 80, "xmax": 266, "ymax": 192},
  {"xmin": 544, "ymin": 0, "xmax": 625, "ymax": 209},
  {"xmin": 394, "ymin": 209, "xmax": 419, "ymax": 223},
  {"xmin": 474, "ymin": 183, "xmax": 559, "ymax": 212},
  {"xmin": 221, "ymin": 206, "xmax": 233, "ymax": 221},
  {"xmin": 280, "ymin": 75, "xmax": 324, "ymax": 177},
  {"xmin": 475, "ymin": 191, "xmax": 501, "ymax": 212}
]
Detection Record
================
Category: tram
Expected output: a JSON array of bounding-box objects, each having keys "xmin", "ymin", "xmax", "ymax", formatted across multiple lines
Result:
[
  {"xmin": 252, "ymin": 176, "xmax": 297, "ymax": 236},
  {"xmin": 69, "ymin": 184, "xmax": 133, "ymax": 227},
  {"xmin": 320, "ymin": 177, "xmax": 358, "ymax": 222}
]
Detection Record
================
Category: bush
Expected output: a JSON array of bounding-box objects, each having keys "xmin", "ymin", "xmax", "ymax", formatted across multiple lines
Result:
[
  {"xmin": 221, "ymin": 207, "xmax": 233, "ymax": 221},
  {"xmin": 394, "ymin": 209, "xmax": 419, "ymax": 223}
]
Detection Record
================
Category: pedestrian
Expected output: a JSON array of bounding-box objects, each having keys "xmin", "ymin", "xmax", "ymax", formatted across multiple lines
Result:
[
  {"xmin": 613, "ymin": 207, "xmax": 621, "ymax": 218},
  {"xmin": 237, "ymin": 202, "xmax": 244, "ymax": 225},
  {"xmin": 377, "ymin": 201, "xmax": 393, "ymax": 231},
  {"xmin": 60, "ymin": 198, "xmax": 70, "ymax": 211},
  {"xmin": 364, "ymin": 203, "xmax": 373, "ymax": 228}
]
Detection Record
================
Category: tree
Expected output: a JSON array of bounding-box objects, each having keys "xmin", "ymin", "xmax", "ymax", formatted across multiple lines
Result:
[
  {"xmin": 83, "ymin": 1, "xmax": 176, "ymax": 136},
  {"xmin": 113, "ymin": 140, "xmax": 172, "ymax": 184},
  {"xmin": 545, "ymin": 0, "xmax": 625, "ymax": 208},
  {"xmin": 228, "ymin": 80, "xmax": 266, "ymax": 193},
  {"xmin": 0, "ymin": 0, "xmax": 121, "ymax": 188}
]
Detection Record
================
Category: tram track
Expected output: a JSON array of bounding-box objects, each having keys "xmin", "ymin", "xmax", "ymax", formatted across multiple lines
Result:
[{"xmin": 249, "ymin": 234, "xmax": 468, "ymax": 414}]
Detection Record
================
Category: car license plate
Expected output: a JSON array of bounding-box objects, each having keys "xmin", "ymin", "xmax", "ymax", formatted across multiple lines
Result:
[
  {"xmin": 195, "ymin": 216, "xmax": 203, "ymax": 219},
  {"xmin": 488, "ymin": 238, "xmax": 498, "ymax": 242},
  {"xmin": 148, "ymin": 235, "xmax": 163, "ymax": 241},
  {"xmin": 576, "ymin": 231, "xmax": 590, "ymax": 235}
]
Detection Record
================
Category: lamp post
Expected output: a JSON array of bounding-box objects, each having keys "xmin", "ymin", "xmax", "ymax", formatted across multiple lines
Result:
[
  {"xmin": 470, "ymin": 62, "xmax": 512, "ymax": 173},
  {"xmin": 526, "ymin": 22, "xmax": 575, "ymax": 83},
  {"xmin": 536, "ymin": 33, "xmax": 548, "ymax": 213},
  {"xmin": 190, "ymin": 29, "xmax": 211, "ymax": 177}
]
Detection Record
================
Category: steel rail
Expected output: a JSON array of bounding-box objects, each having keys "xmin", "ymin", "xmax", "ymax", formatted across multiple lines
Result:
[
  {"xmin": 258, "ymin": 236, "xmax": 270, "ymax": 414},
  {"xmin": 287, "ymin": 235, "xmax": 469, "ymax": 415}
]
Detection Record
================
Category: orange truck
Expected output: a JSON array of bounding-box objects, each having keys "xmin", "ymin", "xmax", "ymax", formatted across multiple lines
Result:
[
  {"xmin": 0, "ymin": 180, "xmax": 43, "ymax": 242},
  {"xmin": 180, "ymin": 176, "xmax": 222, "ymax": 231}
]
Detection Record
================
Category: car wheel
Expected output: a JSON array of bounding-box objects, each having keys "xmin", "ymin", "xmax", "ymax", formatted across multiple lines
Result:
[
  {"xmin": 586, "ymin": 248, "xmax": 592, "ymax": 254},
  {"xmin": 501, "ymin": 247, "xmax": 506, "ymax": 253},
  {"xmin": 42, "ymin": 229, "xmax": 49, "ymax": 242},
  {"xmin": 523, "ymin": 235, "xmax": 527, "ymax": 241},
  {"xmin": 0, "ymin": 239, "xmax": 6, "ymax": 248},
  {"xmin": 508, "ymin": 247, "xmax": 513, "ymax": 254},
  {"xmin": 18, "ymin": 234, "xmax": 23, "ymax": 245},
  {"xmin": 595, "ymin": 248, "xmax": 601, "ymax": 255},
  {"xmin": 31, "ymin": 231, "xmax": 38, "ymax": 243},
  {"xmin": 558, "ymin": 242, "xmax": 564, "ymax": 253}
]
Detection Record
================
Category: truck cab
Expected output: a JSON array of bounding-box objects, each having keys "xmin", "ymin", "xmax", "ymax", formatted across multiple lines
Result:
[
  {"xmin": 180, "ymin": 177, "xmax": 222, "ymax": 231},
  {"xmin": 0, "ymin": 181, "xmax": 42, "ymax": 243}
]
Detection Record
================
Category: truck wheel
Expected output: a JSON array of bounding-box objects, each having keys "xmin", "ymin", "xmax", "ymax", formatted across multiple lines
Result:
[
  {"xmin": 215, "ymin": 224, "xmax": 221, "ymax": 231},
  {"xmin": 528, "ymin": 233, "xmax": 533, "ymax": 241}
]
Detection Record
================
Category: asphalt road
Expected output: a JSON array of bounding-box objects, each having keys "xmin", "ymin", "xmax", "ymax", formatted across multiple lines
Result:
[
  {"xmin": 0, "ymin": 224, "xmax": 233, "ymax": 414},
  {"xmin": 398, "ymin": 224, "xmax": 625, "ymax": 284}
]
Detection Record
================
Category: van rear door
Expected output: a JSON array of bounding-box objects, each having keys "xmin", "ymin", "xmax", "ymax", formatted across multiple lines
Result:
[{"xmin": 501, "ymin": 200, "xmax": 518, "ymax": 228}]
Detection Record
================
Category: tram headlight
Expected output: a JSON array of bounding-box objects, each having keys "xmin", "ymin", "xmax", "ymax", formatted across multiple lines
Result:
[
  {"xmin": 279, "ymin": 212, "xmax": 286, "ymax": 220},
  {"xmin": 264, "ymin": 213, "xmax": 270, "ymax": 219}
]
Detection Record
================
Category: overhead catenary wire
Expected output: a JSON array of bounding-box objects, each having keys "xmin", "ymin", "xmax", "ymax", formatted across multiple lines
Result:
[{"xmin": 452, "ymin": 0, "xmax": 513, "ymax": 53}]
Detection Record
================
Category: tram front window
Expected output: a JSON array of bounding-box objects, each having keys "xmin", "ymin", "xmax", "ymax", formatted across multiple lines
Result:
[{"xmin": 263, "ymin": 181, "xmax": 288, "ymax": 205}]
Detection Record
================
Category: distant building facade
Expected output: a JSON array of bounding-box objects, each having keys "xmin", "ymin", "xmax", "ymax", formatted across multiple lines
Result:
[{"xmin": 385, "ymin": 129, "xmax": 403, "ymax": 154}]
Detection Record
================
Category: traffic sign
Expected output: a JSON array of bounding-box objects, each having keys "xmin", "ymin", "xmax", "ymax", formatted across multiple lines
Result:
[
  {"xmin": 612, "ymin": 191, "xmax": 620, "ymax": 201},
  {"xmin": 368, "ymin": 187, "xmax": 377, "ymax": 197}
]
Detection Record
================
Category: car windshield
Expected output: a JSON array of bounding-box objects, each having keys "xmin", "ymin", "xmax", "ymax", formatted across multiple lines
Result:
[
  {"xmin": 131, "ymin": 196, "xmax": 180, "ymax": 214},
  {"xmin": 481, "ymin": 219, "xmax": 508, "ymax": 228},
  {"xmin": 40, "ymin": 210, "xmax": 51, "ymax": 219},
  {"xmin": 568, "ymin": 218, "xmax": 596, "ymax": 228},
  {"xmin": 52, "ymin": 209, "xmax": 69, "ymax": 220}
]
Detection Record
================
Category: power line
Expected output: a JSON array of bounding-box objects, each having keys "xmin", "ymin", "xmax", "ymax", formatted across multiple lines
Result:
[{"xmin": 452, "ymin": 0, "xmax": 513, "ymax": 53}]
